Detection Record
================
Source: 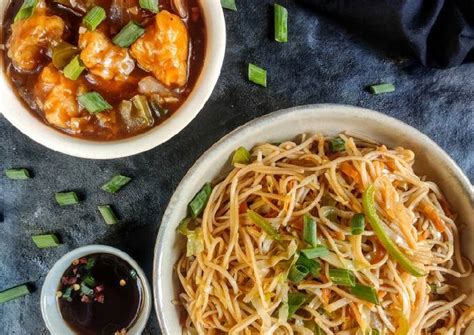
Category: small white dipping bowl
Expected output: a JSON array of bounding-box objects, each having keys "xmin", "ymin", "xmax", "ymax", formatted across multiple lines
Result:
[
  {"xmin": 41, "ymin": 245, "xmax": 152, "ymax": 335},
  {"xmin": 0, "ymin": 2, "xmax": 226, "ymax": 159},
  {"xmin": 153, "ymin": 104, "xmax": 474, "ymax": 334}
]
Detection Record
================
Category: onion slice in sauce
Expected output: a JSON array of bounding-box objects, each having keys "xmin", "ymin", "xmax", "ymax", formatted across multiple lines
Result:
[{"xmin": 173, "ymin": 0, "xmax": 188, "ymax": 18}]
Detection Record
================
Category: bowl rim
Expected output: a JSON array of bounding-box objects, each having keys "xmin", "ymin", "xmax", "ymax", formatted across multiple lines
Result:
[
  {"xmin": 0, "ymin": 1, "xmax": 226, "ymax": 159},
  {"xmin": 152, "ymin": 103, "xmax": 474, "ymax": 334},
  {"xmin": 41, "ymin": 244, "xmax": 152, "ymax": 335}
]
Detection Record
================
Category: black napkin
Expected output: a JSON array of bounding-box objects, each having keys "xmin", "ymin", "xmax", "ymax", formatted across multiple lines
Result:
[{"xmin": 300, "ymin": 0, "xmax": 474, "ymax": 68}]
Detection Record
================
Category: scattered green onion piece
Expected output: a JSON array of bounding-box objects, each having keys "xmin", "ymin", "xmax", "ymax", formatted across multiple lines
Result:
[
  {"xmin": 177, "ymin": 218, "xmax": 192, "ymax": 235},
  {"xmin": 247, "ymin": 210, "xmax": 281, "ymax": 241},
  {"xmin": 351, "ymin": 213, "xmax": 365, "ymax": 235},
  {"xmin": 248, "ymin": 63, "xmax": 267, "ymax": 87},
  {"xmin": 131, "ymin": 95, "xmax": 154, "ymax": 127},
  {"xmin": 98, "ymin": 205, "xmax": 119, "ymax": 225},
  {"xmin": 61, "ymin": 287, "xmax": 73, "ymax": 302},
  {"xmin": 63, "ymin": 55, "xmax": 85, "ymax": 80},
  {"xmin": 85, "ymin": 257, "xmax": 96, "ymax": 270},
  {"xmin": 32, "ymin": 234, "xmax": 61, "ymax": 248},
  {"xmin": 303, "ymin": 214, "xmax": 317, "ymax": 247},
  {"xmin": 82, "ymin": 6, "xmax": 106, "ymax": 30},
  {"xmin": 371, "ymin": 329, "xmax": 380, "ymax": 335},
  {"xmin": 274, "ymin": 4, "xmax": 288, "ymax": 43},
  {"xmin": 363, "ymin": 184, "xmax": 427, "ymax": 277},
  {"xmin": 188, "ymin": 183, "xmax": 212, "ymax": 218},
  {"xmin": 139, "ymin": 0, "xmax": 159, "ymax": 13},
  {"xmin": 296, "ymin": 254, "xmax": 321, "ymax": 277},
  {"xmin": 232, "ymin": 146, "xmax": 251, "ymax": 165},
  {"xmin": 101, "ymin": 175, "xmax": 132, "ymax": 194},
  {"xmin": 55, "ymin": 192, "xmax": 79, "ymax": 206},
  {"xmin": 80, "ymin": 282, "xmax": 94, "ymax": 296},
  {"xmin": 220, "ymin": 0, "xmax": 237, "ymax": 11},
  {"xmin": 14, "ymin": 0, "xmax": 38, "ymax": 22},
  {"xmin": 130, "ymin": 269, "xmax": 138, "ymax": 280},
  {"xmin": 52, "ymin": 42, "xmax": 80, "ymax": 70},
  {"xmin": 287, "ymin": 293, "xmax": 307, "ymax": 318},
  {"xmin": 301, "ymin": 246, "xmax": 329, "ymax": 259},
  {"xmin": 288, "ymin": 264, "xmax": 309, "ymax": 283},
  {"xmin": 329, "ymin": 137, "xmax": 345, "ymax": 153},
  {"xmin": 369, "ymin": 83, "xmax": 395, "ymax": 95},
  {"xmin": 429, "ymin": 284, "xmax": 437, "ymax": 294},
  {"xmin": 78, "ymin": 92, "xmax": 112, "ymax": 114},
  {"xmin": 5, "ymin": 168, "xmax": 30, "ymax": 180},
  {"xmin": 82, "ymin": 275, "xmax": 96, "ymax": 287},
  {"xmin": 315, "ymin": 325, "xmax": 326, "ymax": 335},
  {"xmin": 113, "ymin": 21, "xmax": 145, "ymax": 48},
  {"xmin": 350, "ymin": 284, "xmax": 379, "ymax": 305},
  {"xmin": 328, "ymin": 268, "xmax": 355, "ymax": 286},
  {"xmin": 0, "ymin": 284, "xmax": 30, "ymax": 304}
]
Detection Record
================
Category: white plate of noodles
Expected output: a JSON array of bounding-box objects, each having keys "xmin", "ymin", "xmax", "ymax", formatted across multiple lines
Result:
[{"xmin": 153, "ymin": 104, "xmax": 474, "ymax": 334}]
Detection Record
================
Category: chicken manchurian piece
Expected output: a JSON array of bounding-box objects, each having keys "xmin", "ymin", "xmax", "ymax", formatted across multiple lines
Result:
[
  {"xmin": 79, "ymin": 30, "xmax": 135, "ymax": 81},
  {"xmin": 130, "ymin": 10, "xmax": 189, "ymax": 87},
  {"xmin": 7, "ymin": 9, "xmax": 65, "ymax": 72},
  {"xmin": 35, "ymin": 64, "xmax": 88, "ymax": 131}
]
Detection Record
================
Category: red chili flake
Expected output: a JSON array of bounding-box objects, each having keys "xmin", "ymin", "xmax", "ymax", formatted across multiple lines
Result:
[
  {"xmin": 79, "ymin": 257, "xmax": 88, "ymax": 264},
  {"xmin": 81, "ymin": 295, "xmax": 91, "ymax": 303},
  {"xmin": 95, "ymin": 284, "xmax": 105, "ymax": 293},
  {"xmin": 95, "ymin": 294, "xmax": 105, "ymax": 304},
  {"xmin": 61, "ymin": 276, "xmax": 78, "ymax": 285}
]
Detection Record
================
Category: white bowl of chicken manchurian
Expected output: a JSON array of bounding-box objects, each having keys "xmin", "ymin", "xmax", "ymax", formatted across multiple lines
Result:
[{"xmin": 0, "ymin": 0, "xmax": 225, "ymax": 158}]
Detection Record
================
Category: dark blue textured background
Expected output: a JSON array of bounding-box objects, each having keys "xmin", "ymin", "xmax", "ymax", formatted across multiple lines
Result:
[{"xmin": 1, "ymin": 0, "xmax": 473, "ymax": 333}]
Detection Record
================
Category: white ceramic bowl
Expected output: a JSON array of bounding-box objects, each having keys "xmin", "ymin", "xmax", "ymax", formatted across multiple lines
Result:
[
  {"xmin": 41, "ymin": 245, "xmax": 152, "ymax": 334},
  {"xmin": 153, "ymin": 104, "xmax": 474, "ymax": 334},
  {"xmin": 0, "ymin": 1, "xmax": 225, "ymax": 159}
]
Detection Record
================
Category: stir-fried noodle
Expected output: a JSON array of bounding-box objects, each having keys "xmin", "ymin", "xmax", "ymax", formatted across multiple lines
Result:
[{"xmin": 176, "ymin": 134, "xmax": 473, "ymax": 334}]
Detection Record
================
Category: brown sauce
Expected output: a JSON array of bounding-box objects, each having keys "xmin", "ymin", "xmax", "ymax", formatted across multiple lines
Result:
[
  {"xmin": 2, "ymin": 0, "xmax": 206, "ymax": 141},
  {"xmin": 57, "ymin": 253, "xmax": 143, "ymax": 335}
]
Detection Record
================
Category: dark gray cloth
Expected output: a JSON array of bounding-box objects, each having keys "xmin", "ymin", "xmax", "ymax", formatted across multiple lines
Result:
[{"xmin": 301, "ymin": 0, "xmax": 474, "ymax": 68}]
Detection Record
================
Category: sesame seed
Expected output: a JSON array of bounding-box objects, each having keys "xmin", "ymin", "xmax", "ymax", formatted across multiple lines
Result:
[
  {"xmin": 73, "ymin": 284, "xmax": 81, "ymax": 291},
  {"xmin": 56, "ymin": 291, "xmax": 63, "ymax": 298},
  {"xmin": 119, "ymin": 279, "xmax": 127, "ymax": 287},
  {"xmin": 72, "ymin": 259, "xmax": 79, "ymax": 266}
]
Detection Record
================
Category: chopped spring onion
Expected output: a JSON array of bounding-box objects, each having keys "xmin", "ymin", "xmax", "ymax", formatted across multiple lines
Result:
[
  {"xmin": 429, "ymin": 284, "xmax": 437, "ymax": 294},
  {"xmin": 98, "ymin": 205, "xmax": 119, "ymax": 225},
  {"xmin": 55, "ymin": 192, "xmax": 79, "ymax": 206},
  {"xmin": 248, "ymin": 63, "xmax": 267, "ymax": 87},
  {"xmin": 14, "ymin": 0, "xmax": 38, "ymax": 22},
  {"xmin": 139, "ymin": 0, "xmax": 159, "ymax": 13},
  {"xmin": 301, "ymin": 246, "xmax": 329, "ymax": 259},
  {"xmin": 32, "ymin": 234, "xmax": 61, "ymax": 248},
  {"xmin": 274, "ymin": 4, "xmax": 288, "ymax": 43},
  {"xmin": 52, "ymin": 42, "xmax": 80, "ymax": 70},
  {"xmin": 62, "ymin": 287, "xmax": 73, "ymax": 302},
  {"xmin": 186, "ymin": 228, "xmax": 204, "ymax": 257},
  {"xmin": 113, "ymin": 21, "xmax": 145, "ymax": 48},
  {"xmin": 363, "ymin": 184, "xmax": 427, "ymax": 277},
  {"xmin": 131, "ymin": 95, "xmax": 154, "ymax": 127},
  {"xmin": 0, "ymin": 284, "xmax": 30, "ymax": 303},
  {"xmin": 82, "ymin": 275, "xmax": 96, "ymax": 287},
  {"xmin": 78, "ymin": 92, "xmax": 112, "ymax": 114},
  {"xmin": 82, "ymin": 6, "xmax": 106, "ymax": 31},
  {"xmin": 371, "ymin": 329, "xmax": 381, "ymax": 335},
  {"xmin": 350, "ymin": 283, "xmax": 379, "ymax": 305},
  {"xmin": 232, "ymin": 146, "xmax": 251, "ymax": 165},
  {"xmin": 351, "ymin": 213, "xmax": 365, "ymax": 235},
  {"xmin": 221, "ymin": 0, "xmax": 237, "ymax": 11},
  {"xmin": 85, "ymin": 257, "xmax": 96, "ymax": 270},
  {"xmin": 247, "ymin": 210, "xmax": 281, "ymax": 241},
  {"xmin": 296, "ymin": 254, "xmax": 321, "ymax": 277},
  {"xmin": 303, "ymin": 214, "xmax": 317, "ymax": 247},
  {"xmin": 80, "ymin": 282, "xmax": 94, "ymax": 296},
  {"xmin": 189, "ymin": 183, "xmax": 212, "ymax": 218},
  {"xmin": 287, "ymin": 293, "xmax": 307, "ymax": 318},
  {"xmin": 369, "ymin": 83, "xmax": 395, "ymax": 95},
  {"xmin": 328, "ymin": 268, "xmax": 355, "ymax": 286},
  {"xmin": 101, "ymin": 175, "xmax": 132, "ymax": 193},
  {"xmin": 315, "ymin": 325, "xmax": 326, "ymax": 335},
  {"xmin": 288, "ymin": 264, "xmax": 309, "ymax": 283},
  {"xmin": 5, "ymin": 168, "xmax": 30, "ymax": 180},
  {"xmin": 63, "ymin": 55, "xmax": 85, "ymax": 80},
  {"xmin": 329, "ymin": 137, "xmax": 345, "ymax": 153}
]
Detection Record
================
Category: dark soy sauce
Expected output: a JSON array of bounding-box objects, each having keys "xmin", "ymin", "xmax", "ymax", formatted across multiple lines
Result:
[{"xmin": 58, "ymin": 253, "xmax": 143, "ymax": 335}]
